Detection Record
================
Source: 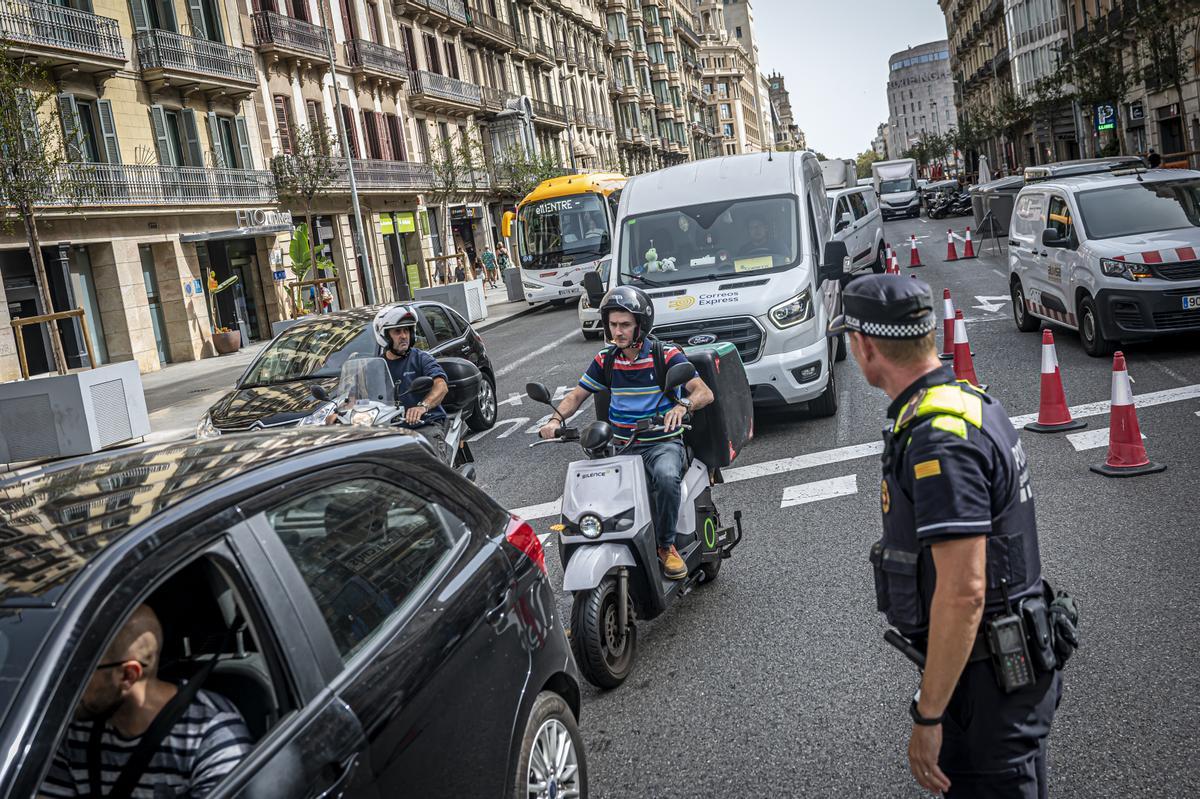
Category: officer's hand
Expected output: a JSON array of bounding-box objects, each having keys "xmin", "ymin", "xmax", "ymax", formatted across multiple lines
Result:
[
  {"xmin": 405, "ymin": 405, "xmax": 427, "ymax": 426},
  {"xmin": 539, "ymin": 419, "xmax": 562, "ymax": 440},
  {"xmin": 663, "ymin": 404, "xmax": 687, "ymax": 432},
  {"xmin": 908, "ymin": 723, "xmax": 950, "ymax": 794}
]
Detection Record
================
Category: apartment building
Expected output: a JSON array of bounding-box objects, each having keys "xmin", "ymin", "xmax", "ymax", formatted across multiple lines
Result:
[
  {"xmin": 696, "ymin": 0, "xmax": 761, "ymax": 155},
  {"xmin": 766, "ymin": 70, "xmax": 804, "ymax": 150},
  {"xmin": 885, "ymin": 41, "xmax": 957, "ymax": 159}
]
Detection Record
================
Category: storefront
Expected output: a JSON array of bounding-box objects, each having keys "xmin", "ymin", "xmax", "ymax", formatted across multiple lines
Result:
[
  {"xmin": 379, "ymin": 211, "xmax": 421, "ymax": 299},
  {"xmin": 1156, "ymin": 102, "xmax": 1186, "ymax": 156},
  {"xmin": 449, "ymin": 203, "xmax": 491, "ymax": 277}
]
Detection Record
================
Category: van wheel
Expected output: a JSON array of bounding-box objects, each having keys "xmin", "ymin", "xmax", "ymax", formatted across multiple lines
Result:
[
  {"xmin": 807, "ymin": 350, "xmax": 838, "ymax": 418},
  {"xmin": 1011, "ymin": 280, "xmax": 1040, "ymax": 332},
  {"xmin": 834, "ymin": 331, "xmax": 848, "ymax": 362},
  {"xmin": 872, "ymin": 246, "xmax": 886, "ymax": 274},
  {"xmin": 570, "ymin": 578, "xmax": 636, "ymax": 689},
  {"xmin": 1079, "ymin": 296, "xmax": 1116, "ymax": 357},
  {"xmin": 513, "ymin": 692, "xmax": 588, "ymax": 799}
]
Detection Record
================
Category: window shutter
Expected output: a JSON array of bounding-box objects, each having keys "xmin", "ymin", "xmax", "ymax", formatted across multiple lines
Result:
[
  {"xmin": 155, "ymin": 0, "xmax": 178, "ymax": 32},
  {"xmin": 206, "ymin": 111, "xmax": 226, "ymax": 167},
  {"xmin": 377, "ymin": 113, "xmax": 392, "ymax": 160},
  {"xmin": 386, "ymin": 114, "xmax": 405, "ymax": 161},
  {"xmin": 57, "ymin": 93, "xmax": 84, "ymax": 161},
  {"xmin": 148, "ymin": 105, "xmax": 174, "ymax": 165},
  {"xmin": 128, "ymin": 0, "xmax": 151, "ymax": 30},
  {"xmin": 187, "ymin": 0, "xmax": 208, "ymax": 38},
  {"xmin": 18, "ymin": 90, "xmax": 40, "ymax": 150},
  {"xmin": 273, "ymin": 96, "xmax": 293, "ymax": 154},
  {"xmin": 96, "ymin": 100, "xmax": 122, "ymax": 164},
  {"xmin": 181, "ymin": 108, "xmax": 203, "ymax": 166},
  {"xmin": 341, "ymin": 105, "xmax": 359, "ymax": 158},
  {"xmin": 235, "ymin": 116, "xmax": 254, "ymax": 168}
]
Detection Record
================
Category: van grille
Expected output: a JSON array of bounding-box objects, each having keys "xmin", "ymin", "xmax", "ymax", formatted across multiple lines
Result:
[
  {"xmin": 653, "ymin": 316, "xmax": 764, "ymax": 363},
  {"xmin": 1153, "ymin": 261, "xmax": 1200, "ymax": 280},
  {"xmin": 1151, "ymin": 309, "xmax": 1200, "ymax": 330}
]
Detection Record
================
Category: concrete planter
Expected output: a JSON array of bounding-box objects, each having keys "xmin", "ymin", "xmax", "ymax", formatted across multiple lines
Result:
[
  {"xmin": 0, "ymin": 360, "xmax": 151, "ymax": 465},
  {"xmin": 213, "ymin": 330, "xmax": 242, "ymax": 354},
  {"xmin": 414, "ymin": 279, "xmax": 489, "ymax": 323}
]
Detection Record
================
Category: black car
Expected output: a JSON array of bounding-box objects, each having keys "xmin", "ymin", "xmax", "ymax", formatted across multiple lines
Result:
[
  {"xmin": 0, "ymin": 430, "xmax": 586, "ymax": 798},
  {"xmin": 198, "ymin": 302, "xmax": 498, "ymax": 436}
]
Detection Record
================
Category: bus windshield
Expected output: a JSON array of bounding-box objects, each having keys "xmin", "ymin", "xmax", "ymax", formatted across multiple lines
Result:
[{"xmin": 518, "ymin": 193, "xmax": 611, "ymax": 269}]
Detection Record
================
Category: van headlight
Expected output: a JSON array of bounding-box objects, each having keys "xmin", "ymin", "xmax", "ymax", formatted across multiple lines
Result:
[
  {"xmin": 578, "ymin": 514, "xmax": 603, "ymax": 539},
  {"xmin": 1100, "ymin": 258, "xmax": 1152, "ymax": 282},
  {"xmin": 298, "ymin": 401, "xmax": 337, "ymax": 426},
  {"xmin": 194, "ymin": 413, "xmax": 219, "ymax": 439},
  {"xmin": 769, "ymin": 289, "xmax": 814, "ymax": 328}
]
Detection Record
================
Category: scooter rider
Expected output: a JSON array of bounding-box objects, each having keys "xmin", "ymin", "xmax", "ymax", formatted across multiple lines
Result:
[
  {"xmin": 539, "ymin": 286, "xmax": 714, "ymax": 580},
  {"xmin": 373, "ymin": 305, "xmax": 450, "ymax": 457}
]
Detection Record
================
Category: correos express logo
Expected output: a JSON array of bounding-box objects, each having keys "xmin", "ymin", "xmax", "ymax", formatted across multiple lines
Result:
[{"xmin": 668, "ymin": 296, "xmax": 696, "ymax": 311}]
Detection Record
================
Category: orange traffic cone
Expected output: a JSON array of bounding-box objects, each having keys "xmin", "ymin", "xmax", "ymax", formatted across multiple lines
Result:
[
  {"xmin": 939, "ymin": 288, "xmax": 955, "ymax": 361},
  {"xmin": 962, "ymin": 227, "xmax": 976, "ymax": 259},
  {"xmin": 945, "ymin": 229, "xmax": 958, "ymax": 262},
  {"xmin": 1025, "ymin": 330, "xmax": 1086, "ymax": 433},
  {"xmin": 952, "ymin": 310, "xmax": 983, "ymax": 388},
  {"xmin": 909, "ymin": 235, "xmax": 923, "ymax": 267},
  {"xmin": 1090, "ymin": 352, "xmax": 1166, "ymax": 477}
]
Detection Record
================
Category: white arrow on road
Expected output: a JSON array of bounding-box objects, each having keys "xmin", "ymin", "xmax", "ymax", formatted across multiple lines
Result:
[
  {"xmin": 498, "ymin": 392, "xmax": 524, "ymax": 407},
  {"xmin": 780, "ymin": 475, "xmax": 859, "ymax": 508},
  {"xmin": 973, "ymin": 295, "xmax": 1010, "ymax": 314}
]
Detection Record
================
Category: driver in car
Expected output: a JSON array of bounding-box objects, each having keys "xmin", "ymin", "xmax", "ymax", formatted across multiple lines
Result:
[
  {"xmin": 538, "ymin": 286, "xmax": 713, "ymax": 580},
  {"xmin": 373, "ymin": 305, "xmax": 450, "ymax": 459},
  {"xmin": 742, "ymin": 216, "xmax": 772, "ymax": 257}
]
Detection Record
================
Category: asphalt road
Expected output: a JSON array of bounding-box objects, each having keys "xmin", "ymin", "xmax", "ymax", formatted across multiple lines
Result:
[{"xmin": 467, "ymin": 214, "xmax": 1200, "ymax": 797}]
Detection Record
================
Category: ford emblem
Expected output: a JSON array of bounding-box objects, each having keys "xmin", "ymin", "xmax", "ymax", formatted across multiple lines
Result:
[{"xmin": 688, "ymin": 333, "xmax": 717, "ymax": 345}]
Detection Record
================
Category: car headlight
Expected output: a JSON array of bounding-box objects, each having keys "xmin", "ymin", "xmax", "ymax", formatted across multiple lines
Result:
[
  {"xmin": 194, "ymin": 414, "xmax": 219, "ymax": 439},
  {"xmin": 769, "ymin": 289, "xmax": 814, "ymax": 328},
  {"xmin": 578, "ymin": 514, "xmax": 603, "ymax": 539},
  {"xmin": 349, "ymin": 407, "xmax": 379, "ymax": 426},
  {"xmin": 1100, "ymin": 258, "xmax": 1152, "ymax": 282},
  {"xmin": 298, "ymin": 401, "xmax": 337, "ymax": 426}
]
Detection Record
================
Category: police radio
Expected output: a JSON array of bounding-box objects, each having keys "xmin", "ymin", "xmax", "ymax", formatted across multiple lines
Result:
[{"xmin": 985, "ymin": 579, "xmax": 1035, "ymax": 693}]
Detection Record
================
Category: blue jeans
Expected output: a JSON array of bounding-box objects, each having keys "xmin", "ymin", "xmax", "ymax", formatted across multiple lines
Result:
[{"xmin": 628, "ymin": 438, "xmax": 687, "ymax": 549}]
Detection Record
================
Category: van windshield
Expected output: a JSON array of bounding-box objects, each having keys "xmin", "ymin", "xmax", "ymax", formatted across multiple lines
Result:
[
  {"xmin": 880, "ymin": 178, "xmax": 916, "ymax": 194},
  {"xmin": 616, "ymin": 196, "xmax": 800, "ymax": 288},
  {"xmin": 1076, "ymin": 180, "xmax": 1200, "ymax": 239}
]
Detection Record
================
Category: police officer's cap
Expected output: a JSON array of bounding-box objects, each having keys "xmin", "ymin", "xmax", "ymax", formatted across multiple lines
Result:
[{"xmin": 827, "ymin": 275, "xmax": 937, "ymax": 340}]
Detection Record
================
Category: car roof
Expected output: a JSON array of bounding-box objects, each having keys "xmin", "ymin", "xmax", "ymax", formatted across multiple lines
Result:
[
  {"xmin": 622, "ymin": 151, "xmax": 806, "ymax": 215},
  {"xmin": 0, "ymin": 429, "xmax": 416, "ymax": 607},
  {"xmin": 1017, "ymin": 168, "xmax": 1200, "ymax": 195}
]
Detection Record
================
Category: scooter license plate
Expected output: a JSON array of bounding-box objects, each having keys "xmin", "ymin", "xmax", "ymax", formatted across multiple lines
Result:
[{"xmin": 1182, "ymin": 294, "xmax": 1200, "ymax": 310}]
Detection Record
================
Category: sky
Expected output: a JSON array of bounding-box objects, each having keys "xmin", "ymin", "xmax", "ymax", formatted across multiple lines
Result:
[{"xmin": 754, "ymin": 0, "xmax": 950, "ymax": 159}]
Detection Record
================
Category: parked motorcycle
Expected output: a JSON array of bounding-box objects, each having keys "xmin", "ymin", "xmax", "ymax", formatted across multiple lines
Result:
[
  {"xmin": 949, "ymin": 191, "xmax": 973, "ymax": 216},
  {"xmin": 526, "ymin": 355, "xmax": 747, "ymax": 689},
  {"xmin": 926, "ymin": 192, "xmax": 952, "ymax": 219},
  {"xmin": 308, "ymin": 355, "xmax": 480, "ymax": 480}
]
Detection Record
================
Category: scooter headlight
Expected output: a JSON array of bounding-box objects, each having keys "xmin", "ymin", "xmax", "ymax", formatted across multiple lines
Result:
[
  {"xmin": 349, "ymin": 407, "xmax": 379, "ymax": 426},
  {"xmin": 578, "ymin": 514, "xmax": 603, "ymax": 539},
  {"xmin": 298, "ymin": 401, "xmax": 337, "ymax": 426}
]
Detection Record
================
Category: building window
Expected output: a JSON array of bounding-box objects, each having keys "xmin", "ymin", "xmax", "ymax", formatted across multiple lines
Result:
[{"xmin": 273, "ymin": 95, "xmax": 294, "ymax": 154}]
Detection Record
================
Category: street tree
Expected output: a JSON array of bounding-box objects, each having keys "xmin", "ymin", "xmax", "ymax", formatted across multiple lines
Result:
[
  {"xmin": 271, "ymin": 124, "xmax": 339, "ymax": 309},
  {"xmin": 427, "ymin": 129, "xmax": 487, "ymax": 276},
  {"xmin": 0, "ymin": 47, "xmax": 91, "ymax": 374},
  {"xmin": 492, "ymin": 144, "xmax": 565, "ymax": 199},
  {"xmin": 855, "ymin": 149, "xmax": 882, "ymax": 179}
]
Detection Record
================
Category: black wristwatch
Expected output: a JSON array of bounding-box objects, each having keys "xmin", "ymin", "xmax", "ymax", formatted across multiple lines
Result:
[{"xmin": 909, "ymin": 699, "xmax": 945, "ymax": 726}]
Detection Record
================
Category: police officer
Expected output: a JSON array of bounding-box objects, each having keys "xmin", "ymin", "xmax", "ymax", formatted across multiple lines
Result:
[{"xmin": 830, "ymin": 275, "xmax": 1064, "ymax": 798}]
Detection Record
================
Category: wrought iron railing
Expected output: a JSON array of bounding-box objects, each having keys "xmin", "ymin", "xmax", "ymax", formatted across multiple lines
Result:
[
  {"xmin": 534, "ymin": 39, "xmax": 553, "ymax": 60},
  {"xmin": 28, "ymin": 163, "xmax": 275, "ymax": 206},
  {"xmin": 135, "ymin": 29, "xmax": 256, "ymax": 84},
  {"xmin": 0, "ymin": 0, "xmax": 124, "ymax": 61},
  {"xmin": 468, "ymin": 9, "xmax": 513, "ymax": 42},
  {"xmin": 481, "ymin": 85, "xmax": 516, "ymax": 111},
  {"xmin": 346, "ymin": 38, "xmax": 408, "ymax": 77},
  {"xmin": 409, "ymin": 69, "xmax": 483, "ymax": 105},
  {"xmin": 446, "ymin": 0, "xmax": 468, "ymax": 22},
  {"xmin": 344, "ymin": 159, "xmax": 434, "ymax": 190},
  {"xmin": 251, "ymin": 11, "xmax": 329, "ymax": 57},
  {"xmin": 530, "ymin": 98, "xmax": 567, "ymax": 124}
]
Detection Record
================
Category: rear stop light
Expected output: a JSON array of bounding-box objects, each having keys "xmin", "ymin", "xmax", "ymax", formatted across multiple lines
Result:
[{"xmin": 505, "ymin": 515, "xmax": 546, "ymax": 574}]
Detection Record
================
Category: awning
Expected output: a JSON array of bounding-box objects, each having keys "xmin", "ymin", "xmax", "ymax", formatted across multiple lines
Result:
[{"xmin": 180, "ymin": 223, "xmax": 294, "ymax": 243}]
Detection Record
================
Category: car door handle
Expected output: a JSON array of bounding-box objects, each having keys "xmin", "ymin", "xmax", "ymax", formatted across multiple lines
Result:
[
  {"xmin": 1038, "ymin": 251, "xmax": 1048, "ymax": 257},
  {"xmin": 486, "ymin": 588, "xmax": 511, "ymax": 623},
  {"xmin": 314, "ymin": 753, "xmax": 360, "ymax": 799}
]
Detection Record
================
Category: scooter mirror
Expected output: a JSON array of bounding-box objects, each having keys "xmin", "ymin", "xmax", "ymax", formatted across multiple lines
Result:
[
  {"xmin": 526, "ymin": 382, "xmax": 554, "ymax": 405},
  {"xmin": 409, "ymin": 376, "xmax": 434, "ymax": 396},
  {"xmin": 664, "ymin": 361, "xmax": 695, "ymax": 392},
  {"xmin": 582, "ymin": 421, "xmax": 614, "ymax": 450},
  {"xmin": 312, "ymin": 385, "xmax": 330, "ymax": 402}
]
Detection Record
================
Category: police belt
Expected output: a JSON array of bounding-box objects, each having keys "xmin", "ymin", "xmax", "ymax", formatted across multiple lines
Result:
[{"xmin": 909, "ymin": 631, "xmax": 992, "ymax": 664}]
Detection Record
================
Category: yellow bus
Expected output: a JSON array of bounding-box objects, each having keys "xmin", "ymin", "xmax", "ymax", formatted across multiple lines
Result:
[{"xmin": 503, "ymin": 172, "xmax": 627, "ymax": 304}]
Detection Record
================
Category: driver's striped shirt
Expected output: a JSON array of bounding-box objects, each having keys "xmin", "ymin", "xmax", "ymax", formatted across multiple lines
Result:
[{"xmin": 579, "ymin": 340, "xmax": 696, "ymax": 441}]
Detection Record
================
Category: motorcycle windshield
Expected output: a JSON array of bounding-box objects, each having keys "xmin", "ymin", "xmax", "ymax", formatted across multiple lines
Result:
[{"xmin": 336, "ymin": 357, "xmax": 394, "ymax": 404}]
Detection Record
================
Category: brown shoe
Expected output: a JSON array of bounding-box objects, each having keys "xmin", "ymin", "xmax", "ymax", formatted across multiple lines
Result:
[{"xmin": 658, "ymin": 546, "xmax": 687, "ymax": 580}]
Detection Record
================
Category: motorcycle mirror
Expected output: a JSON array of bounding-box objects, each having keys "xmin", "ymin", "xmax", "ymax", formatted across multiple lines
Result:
[
  {"xmin": 581, "ymin": 420, "xmax": 614, "ymax": 450},
  {"xmin": 312, "ymin": 385, "xmax": 330, "ymax": 402},
  {"xmin": 410, "ymin": 376, "xmax": 434, "ymax": 396},
  {"xmin": 664, "ymin": 361, "xmax": 695, "ymax": 392},
  {"xmin": 526, "ymin": 382, "xmax": 554, "ymax": 405}
]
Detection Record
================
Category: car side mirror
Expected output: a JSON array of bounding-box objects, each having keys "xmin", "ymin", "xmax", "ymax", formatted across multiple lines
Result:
[
  {"xmin": 312, "ymin": 385, "xmax": 330, "ymax": 402},
  {"xmin": 409, "ymin": 376, "xmax": 434, "ymax": 396},
  {"xmin": 582, "ymin": 269, "xmax": 606, "ymax": 307},
  {"xmin": 820, "ymin": 239, "xmax": 849, "ymax": 284},
  {"xmin": 664, "ymin": 361, "xmax": 694, "ymax": 392},
  {"xmin": 581, "ymin": 420, "xmax": 614, "ymax": 451},
  {"xmin": 526, "ymin": 382, "xmax": 554, "ymax": 405}
]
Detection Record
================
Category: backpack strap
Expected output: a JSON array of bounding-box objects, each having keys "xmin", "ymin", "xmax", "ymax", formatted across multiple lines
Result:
[
  {"xmin": 650, "ymin": 338, "xmax": 668, "ymax": 394},
  {"xmin": 601, "ymin": 345, "xmax": 618, "ymax": 388}
]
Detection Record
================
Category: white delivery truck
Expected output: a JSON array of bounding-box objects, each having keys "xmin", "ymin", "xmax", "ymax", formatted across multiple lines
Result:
[
  {"xmin": 819, "ymin": 158, "xmax": 858, "ymax": 191},
  {"xmin": 582, "ymin": 150, "xmax": 851, "ymax": 416},
  {"xmin": 872, "ymin": 158, "xmax": 920, "ymax": 219}
]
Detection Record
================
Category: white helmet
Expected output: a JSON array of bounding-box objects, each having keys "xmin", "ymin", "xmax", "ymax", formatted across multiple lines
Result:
[{"xmin": 372, "ymin": 305, "xmax": 419, "ymax": 348}]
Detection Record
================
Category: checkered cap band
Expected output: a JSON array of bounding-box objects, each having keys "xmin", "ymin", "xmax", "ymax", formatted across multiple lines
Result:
[{"xmin": 849, "ymin": 315, "xmax": 937, "ymax": 339}]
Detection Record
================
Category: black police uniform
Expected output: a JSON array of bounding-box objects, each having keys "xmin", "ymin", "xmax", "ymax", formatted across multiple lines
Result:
[{"xmin": 831, "ymin": 276, "xmax": 1062, "ymax": 799}]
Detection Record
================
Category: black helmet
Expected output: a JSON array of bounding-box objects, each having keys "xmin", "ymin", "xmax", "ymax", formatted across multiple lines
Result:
[{"xmin": 599, "ymin": 285, "xmax": 654, "ymax": 342}]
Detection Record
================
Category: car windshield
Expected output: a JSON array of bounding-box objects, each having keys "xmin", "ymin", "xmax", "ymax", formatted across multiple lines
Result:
[
  {"xmin": 241, "ymin": 317, "xmax": 377, "ymax": 387},
  {"xmin": 518, "ymin": 193, "xmax": 611, "ymax": 269},
  {"xmin": 1076, "ymin": 180, "xmax": 1200, "ymax": 239},
  {"xmin": 880, "ymin": 178, "xmax": 916, "ymax": 194},
  {"xmin": 617, "ymin": 196, "xmax": 800, "ymax": 288}
]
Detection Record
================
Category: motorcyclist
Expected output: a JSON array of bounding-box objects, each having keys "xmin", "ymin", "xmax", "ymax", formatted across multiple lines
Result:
[
  {"xmin": 373, "ymin": 305, "xmax": 450, "ymax": 458},
  {"xmin": 539, "ymin": 286, "xmax": 714, "ymax": 580}
]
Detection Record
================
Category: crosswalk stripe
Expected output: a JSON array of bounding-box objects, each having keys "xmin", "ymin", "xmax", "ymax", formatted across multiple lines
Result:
[
  {"xmin": 780, "ymin": 475, "xmax": 858, "ymax": 508},
  {"xmin": 1066, "ymin": 427, "xmax": 1144, "ymax": 452}
]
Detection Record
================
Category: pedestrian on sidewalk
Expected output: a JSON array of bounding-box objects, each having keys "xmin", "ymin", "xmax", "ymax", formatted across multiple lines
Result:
[
  {"xmin": 454, "ymin": 261, "xmax": 467, "ymax": 283},
  {"xmin": 481, "ymin": 246, "xmax": 499, "ymax": 288},
  {"xmin": 497, "ymin": 241, "xmax": 511, "ymax": 271},
  {"xmin": 1147, "ymin": 148, "xmax": 1162, "ymax": 168}
]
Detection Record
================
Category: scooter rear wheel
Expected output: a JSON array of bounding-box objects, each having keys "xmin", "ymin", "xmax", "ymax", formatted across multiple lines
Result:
[{"xmin": 570, "ymin": 577, "xmax": 636, "ymax": 689}]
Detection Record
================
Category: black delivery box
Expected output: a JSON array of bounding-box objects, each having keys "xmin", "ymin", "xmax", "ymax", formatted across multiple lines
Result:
[{"xmin": 591, "ymin": 341, "xmax": 753, "ymax": 468}]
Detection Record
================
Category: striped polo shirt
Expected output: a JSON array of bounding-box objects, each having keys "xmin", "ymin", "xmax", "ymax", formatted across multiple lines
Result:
[
  {"xmin": 579, "ymin": 339, "xmax": 697, "ymax": 441},
  {"xmin": 40, "ymin": 686, "xmax": 254, "ymax": 798}
]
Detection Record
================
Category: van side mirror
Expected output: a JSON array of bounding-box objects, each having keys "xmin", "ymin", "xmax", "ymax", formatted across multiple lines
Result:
[
  {"xmin": 525, "ymin": 382, "xmax": 553, "ymax": 405},
  {"xmin": 1041, "ymin": 227, "xmax": 1071, "ymax": 249},
  {"xmin": 582, "ymin": 269, "xmax": 606, "ymax": 307},
  {"xmin": 820, "ymin": 239, "xmax": 850, "ymax": 283},
  {"xmin": 501, "ymin": 210, "xmax": 514, "ymax": 239},
  {"xmin": 664, "ymin": 361, "xmax": 695, "ymax": 392},
  {"xmin": 835, "ymin": 211, "xmax": 852, "ymax": 232}
]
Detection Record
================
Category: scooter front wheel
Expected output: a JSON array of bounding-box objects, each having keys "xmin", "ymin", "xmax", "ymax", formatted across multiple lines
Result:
[{"xmin": 570, "ymin": 578, "xmax": 637, "ymax": 689}]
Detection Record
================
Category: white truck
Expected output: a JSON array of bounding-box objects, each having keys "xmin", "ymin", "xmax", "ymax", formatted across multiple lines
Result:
[
  {"xmin": 819, "ymin": 158, "xmax": 859, "ymax": 191},
  {"xmin": 871, "ymin": 158, "xmax": 920, "ymax": 220}
]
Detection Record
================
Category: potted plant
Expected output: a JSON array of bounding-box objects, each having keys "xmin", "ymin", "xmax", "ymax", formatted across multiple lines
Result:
[
  {"xmin": 207, "ymin": 269, "xmax": 242, "ymax": 354},
  {"xmin": 288, "ymin": 223, "xmax": 338, "ymax": 317}
]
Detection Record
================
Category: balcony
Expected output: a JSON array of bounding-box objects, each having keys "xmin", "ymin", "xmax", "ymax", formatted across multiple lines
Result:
[
  {"xmin": 135, "ymin": 29, "xmax": 257, "ymax": 95},
  {"xmin": 251, "ymin": 11, "xmax": 329, "ymax": 64},
  {"xmin": 403, "ymin": 0, "xmax": 469, "ymax": 26},
  {"xmin": 608, "ymin": 75, "xmax": 623, "ymax": 94},
  {"xmin": 675, "ymin": 17, "xmax": 699, "ymax": 45},
  {"xmin": 530, "ymin": 98, "xmax": 568, "ymax": 128},
  {"xmin": 345, "ymin": 159, "xmax": 434, "ymax": 192},
  {"xmin": 480, "ymin": 85, "xmax": 518, "ymax": 115},
  {"xmin": 34, "ymin": 164, "xmax": 275, "ymax": 208},
  {"xmin": 532, "ymin": 39, "xmax": 554, "ymax": 64},
  {"xmin": 345, "ymin": 39, "xmax": 408, "ymax": 85},
  {"xmin": 571, "ymin": 106, "xmax": 586, "ymax": 126},
  {"xmin": 554, "ymin": 39, "xmax": 567, "ymax": 62},
  {"xmin": 0, "ymin": 0, "xmax": 125, "ymax": 75},
  {"xmin": 408, "ymin": 69, "xmax": 482, "ymax": 113},
  {"xmin": 464, "ymin": 9, "xmax": 515, "ymax": 47}
]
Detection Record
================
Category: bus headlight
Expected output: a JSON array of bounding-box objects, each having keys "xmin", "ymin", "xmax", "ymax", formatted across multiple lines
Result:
[{"xmin": 769, "ymin": 289, "xmax": 814, "ymax": 328}]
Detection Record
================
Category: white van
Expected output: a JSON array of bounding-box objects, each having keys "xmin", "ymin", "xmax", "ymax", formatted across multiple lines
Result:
[
  {"xmin": 587, "ymin": 151, "xmax": 849, "ymax": 414},
  {"xmin": 828, "ymin": 185, "xmax": 886, "ymax": 274}
]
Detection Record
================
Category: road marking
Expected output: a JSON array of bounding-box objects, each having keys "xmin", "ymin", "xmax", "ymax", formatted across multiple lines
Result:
[
  {"xmin": 724, "ymin": 441, "xmax": 884, "ymax": 483},
  {"xmin": 495, "ymin": 329, "xmax": 579, "ymax": 377},
  {"xmin": 973, "ymin": 295, "xmax": 1009, "ymax": 313},
  {"xmin": 780, "ymin": 475, "xmax": 858, "ymax": 508},
  {"xmin": 1066, "ymin": 427, "xmax": 1144, "ymax": 452},
  {"xmin": 991, "ymin": 268, "xmax": 1005, "ymax": 278},
  {"xmin": 514, "ymin": 497, "xmax": 562, "ymax": 520},
  {"xmin": 1008, "ymin": 382, "xmax": 1200, "ymax": 428},
  {"xmin": 499, "ymin": 392, "xmax": 524, "ymax": 407}
]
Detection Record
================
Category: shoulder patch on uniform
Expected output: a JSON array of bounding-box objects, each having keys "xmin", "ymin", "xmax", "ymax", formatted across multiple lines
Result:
[
  {"xmin": 930, "ymin": 414, "xmax": 968, "ymax": 439},
  {"xmin": 913, "ymin": 459, "xmax": 943, "ymax": 479}
]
